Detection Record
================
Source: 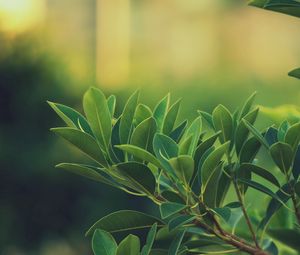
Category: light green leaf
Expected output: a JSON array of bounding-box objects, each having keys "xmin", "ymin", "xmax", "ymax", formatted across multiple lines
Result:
[
  {"xmin": 168, "ymin": 230, "xmax": 186, "ymax": 255},
  {"xmin": 120, "ymin": 90, "xmax": 140, "ymax": 144},
  {"xmin": 270, "ymin": 142, "xmax": 293, "ymax": 174},
  {"xmin": 116, "ymin": 145, "xmax": 162, "ymax": 169},
  {"xmin": 141, "ymin": 223, "xmax": 158, "ymax": 255},
  {"xmin": 168, "ymin": 215, "xmax": 196, "ymax": 232},
  {"xmin": 179, "ymin": 135, "xmax": 193, "ymax": 155},
  {"xmin": 51, "ymin": 127, "xmax": 108, "ymax": 167},
  {"xmin": 285, "ymin": 122, "xmax": 300, "ymax": 152},
  {"xmin": 153, "ymin": 94, "xmax": 170, "ymax": 132},
  {"xmin": 116, "ymin": 234, "xmax": 140, "ymax": 255},
  {"xmin": 239, "ymin": 92, "xmax": 257, "ymax": 119},
  {"xmin": 83, "ymin": 87, "xmax": 112, "ymax": 152},
  {"xmin": 201, "ymin": 142, "xmax": 230, "ymax": 192},
  {"xmin": 107, "ymin": 95, "xmax": 116, "ymax": 119},
  {"xmin": 198, "ymin": 110, "xmax": 214, "ymax": 129},
  {"xmin": 212, "ymin": 104, "xmax": 233, "ymax": 143},
  {"xmin": 117, "ymin": 162, "xmax": 156, "ymax": 195},
  {"xmin": 163, "ymin": 99, "xmax": 181, "ymax": 135},
  {"xmin": 169, "ymin": 155, "xmax": 194, "ymax": 186},
  {"xmin": 182, "ymin": 117, "xmax": 202, "ymax": 156},
  {"xmin": 235, "ymin": 108, "xmax": 259, "ymax": 154},
  {"xmin": 131, "ymin": 117, "xmax": 157, "ymax": 152},
  {"xmin": 239, "ymin": 163, "xmax": 280, "ymax": 187},
  {"xmin": 48, "ymin": 101, "xmax": 93, "ymax": 135},
  {"xmin": 134, "ymin": 104, "xmax": 153, "ymax": 127},
  {"xmin": 159, "ymin": 202, "xmax": 187, "ymax": 219},
  {"xmin": 86, "ymin": 210, "xmax": 164, "ymax": 236},
  {"xmin": 242, "ymin": 119, "xmax": 269, "ymax": 149},
  {"xmin": 92, "ymin": 229, "xmax": 117, "ymax": 255},
  {"xmin": 278, "ymin": 120, "xmax": 290, "ymax": 142}
]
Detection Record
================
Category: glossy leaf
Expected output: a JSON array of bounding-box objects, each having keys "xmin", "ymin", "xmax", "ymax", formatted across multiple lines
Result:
[
  {"xmin": 198, "ymin": 110, "xmax": 214, "ymax": 129},
  {"xmin": 51, "ymin": 127, "xmax": 108, "ymax": 167},
  {"xmin": 86, "ymin": 210, "xmax": 164, "ymax": 236},
  {"xmin": 270, "ymin": 142, "xmax": 293, "ymax": 174},
  {"xmin": 264, "ymin": 127, "xmax": 278, "ymax": 146},
  {"xmin": 48, "ymin": 101, "xmax": 93, "ymax": 136},
  {"xmin": 131, "ymin": 117, "xmax": 157, "ymax": 152},
  {"xmin": 92, "ymin": 229, "xmax": 117, "ymax": 255},
  {"xmin": 111, "ymin": 118, "xmax": 124, "ymax": 162},
  {"xmin": 288, "ymin": 68, "xmax": 300, "ymax": 79},
  {"xmin": 242, "ymin": 119, "xmax": 269, "ymax": 149},
  {"xmin": 212, "ymin": 105, "xmax": 233, "ymax": 143},
  {"xmin": 134, "ymin": 104, "xmax": 152, "ymax": 127},
  {"xmin": 153, "ymin": 94, "xmax": 170, "ymax": 132},
  {"xmin": 239, "ymin": 136, "xmax": 261, "ymax": 163},
  {"xmin": 169, "ymin": 120, "xmax": 188, "ymax": 143},
  {"xmin": 278, "ymin": 120, "xmax": 290, "ymax": 142},
  {"xmin": 239, "ymin": 92, "xmax": 257, "ymax": 119},
  {"xmin": 168, "ymin": 230, "xmax": 186, "ymax": 255},
  {"xmin": 169, "ymin": 155, "xmax": 194, "ymax": 186},
  {"xmin": 159, "ymin": 202, "xmax": 187, "ymax": 219},
  {"xmin": 116, "ymin": 234, "xmax": 140, "ymax": 255},
  {"xmin": 268, "ymin": 229, "xmax": 300, "ymax": 251},
  {"xmin": 83, "ymin": 87, "xmax": 112, "ymax": 152},
  {"xmin": 212, "ymin": 207, "xmax": 231, "ymax": 222},
  {"xmin": 163, "ymin": 99, "xmax": 181, "ymax": 135},
  {"xmin": 141, "ymin": 223, "xmax": 157, "ymax": 255},
  {"xmin": 285, "ymin": 122, "xmax": 300, "ymax": 152},
  {"xmin": 120, "ymin": 90, "xmax": 140, "ymax": 144},
  {"xmin": 117, "ymin": 162, "xmax": 156, "ymax": 195},
  {"xmin": 201, "ymin": 142, "xmax": 230, "ymax": 192},
  {"xmin": 168, "ymin": 215, "xmax": 196, "ymax": 232}
]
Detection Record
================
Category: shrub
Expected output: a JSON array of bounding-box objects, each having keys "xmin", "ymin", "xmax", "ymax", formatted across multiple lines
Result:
[{"xmin": 49, "ymin": 87, "xmax": 300, "ymax": 255}]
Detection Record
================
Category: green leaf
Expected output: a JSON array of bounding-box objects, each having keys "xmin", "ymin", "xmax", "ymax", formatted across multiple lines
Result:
[
  {"xmin": 237, "ymin": 178, "xmax": 283, "ymax": 204},
  {"xmin": 270, "ymin": 142, "xmax": 293, "ymax": 174},
  {"xmin": 141, "ymin": 223, "xmax": 157, "ymax": 255},
  {"xmin": 212, "ymin": 207, "xmax": 231, "ymax": 222},
  {"xmin": 131, "ymin": 117, "xmax": 157, "ymax": 152},
  {"xmin": 169, "ymin": 120, "xmax": 188, "ymax": 143},
  {"xmin": 198, "ymin": 110, "xmax": 214, "ymax": 129},
  {"xmin": 179, "ymin": 135, "xmax": 193, "ymax": 155},
  {"xmin": 56, "ymin": 163, "xmax": 118, "ymax": 187},
  {"xmin": 161, "ymin": 190, "xmax": 185, "ymax": 204},
  {"xmin": 295, "ymin": 181, "xmax": 300, "ymax": 197},
  {"xmin": 168, "ymin": 215, "xmax": 196, "ymax": 232},
  {"xmin": 278, "ymin": 120, "xmax": 290, "ymax": 142},
  {"xmin": 168, "ymin": 230, "xmax": 186, "ymax": 255},
  {"xmin": 182, "ymin": 117, "xmax": 202, "ymax": 156},
  {"xmin": 154, "ymin": 94, "xmax": 170, "ymax": 132},
  {"xmin": 117, "ymin": 162, "xmax": 156, "ymax": 195},
  {"xmin": 116, "ymin": 234, "xmax": 140, "ymax": 255},
  {"xmin": 163, "ymin": 99, "xmax": 181, "ymax": 135},
  {"xmin": 188, "ymin": 244, "xmax": 238, "ymax": 254},
  {"xmin": 51, "ymin": 127, "xmax": 108, "ymax": 167},
  {"xmin": 116, "ymin": 145, "xmax": 162, "ymax": 169},
  {"xmin": 159, "ymin": 202, "xmax": 187, "ymax": 219},
  {"xmin": 288, "ymin": 68, "xmax": 300, "ymax": 79},
  {"xmin": 92, "ymin": 229, "xmax": 117, "ymax": 255},
  {"xmin": 239, "ymin": 92, "xmax": 257, "ymax": 119},
  {"xmin": 120, "ymin": 90, "xmax": 140, "ymax": 144},
  {"xmin": 216, "ymin": 170, "xmax": 231, "ymax": 207},
  {"xmin": 265, "ymin": 127, "xmax": 278, "ymax": 146},
  {"xmin": 238, "ymin": 163, "xmax": 280, "ymax": 188},
  {"xmin": 153, "ymin": 133, "xmax": 179, "ymax": 175},
  {"xmin": 83, "ymin": 87, "xmax": 112, "ymax": 152},
  {"xmin": 111, "ymin": 118, "xmax": 124, "ymax": 162},
  {"xmin": 293, "ymin": 145, "xmax": 300, "ymax": 180},
  {"xmin": 268, "ymin": 228, "xmax": 300, "ymax": 251},
  {"xmin": 235, "ymin": 108, "xmax": 259, "ymax": 154},
  {"xmin": 86, "ymin": 210, "xmax": 164, "ymax": 236},
  {"xmin": 134, "ymin": 104, "xmax": 153, "ymax": 127},
  {"xmin": 48, "ymin": 101, "xmax": 93, "ymax": 136},
  {"xmin": 212, "ymin": 105, "xmax": 233, "ymax": 143},
  {"xmin": 249, "ymin": 0, "xmax": 268, "ymax": 8},
  {"xmin": 265, "ymin": 0, "xmax": 300, "ymax": 18},
  {"xmin": 242, "ymin": 119, "xmax": 269, "ymax": 149},
  {"xmin": 285, "ymin": 122, "xmax": 300, "ymax": 152},
  {"xmin": 201, "ymin": 142, "xmax": 230, "ymax": 192},
  {"xmin": 107, "ymin": 95, "xmax": 116, "ymax": 118},
  {"xmin": 239, "ymin": 136, "xmax": 261, "ymax": 163},
  {"xmin": 169, "ymin": 155, "xmax": 194, "ymax": 186},
  {"xmin": 149, "ymin": 250, "xmax": 168, "ymax": 255}
]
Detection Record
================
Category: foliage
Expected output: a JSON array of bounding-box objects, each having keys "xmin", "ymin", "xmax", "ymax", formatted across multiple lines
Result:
[{"xmin": 50, "ymin": 87, "xmax": 300, "ymax": 255}]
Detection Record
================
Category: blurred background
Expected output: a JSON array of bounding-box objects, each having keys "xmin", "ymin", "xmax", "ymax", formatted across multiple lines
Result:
[{"xmin": 1, "ymin": 0, "xmax": 300, "ymax": 254}]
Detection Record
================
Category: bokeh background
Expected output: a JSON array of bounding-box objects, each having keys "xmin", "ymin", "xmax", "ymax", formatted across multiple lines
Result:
[{"xmin": 1, "ymin": 0, "xmax": 300, "ymax": 254}]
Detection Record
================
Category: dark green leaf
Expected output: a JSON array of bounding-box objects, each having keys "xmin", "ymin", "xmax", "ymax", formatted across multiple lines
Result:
[
  {"xmin": 216, "ymin": 170, "xmax": 231, "ymax": 207},
  {"xmin": 270, "ymin": 142, "xmax": 293, "ymax": 174},
  {"xmin": 212, "ymin": 105, "xmax": 233, "ymax": 143},
  {"xmin": 198, "ymin": 110, "xmax": 214, "ymax": 129},
  {"xmin": 169, "ymin": 120, "xmax": 188, "ymax": 143},
  {"xmin": 212, "ymin": 207, "xmax": 231, "ymax": 222},
  {"xmin": 295, "ymin": 181, "xmax": 300, "ymax": 197},
  {"xmin": 48, "ymin": 101, "xmax": 93, "ymax": 136},
  {"xmin": 239, "ymin": 163, "xmax": 280, "ymax": 187},
  {"xmin": 168, "ymin": 215, "xmax": 196, "ymax": 232},
  {"xmin": 239, "ymin": 136, "xmax": 261, "ymax": 163},
  {"xmin": 242, "ymin": 119, "xmax": 269, "ymax": 149},
  {"xmin": 168, "ymin": 230, "xmax": 186, "ymax": 255},
  {"xmin": 265, "ymin": 0, "xmax": 300, "ymax": 18},
  {"xmin": 86, "ymin": 210, "xmax": 164, "ymax": 236},
  {"xmin": 293, "ymin": 145, "xmax": 300, "ymax": 180},
  {"xmin": 154, "ymin": 94, "xmax": 170, "ymax": 132},
  {"xmin": 149, "ymin": 250, "xmax": 168, "ymax": 255},
  {"xmin": 239, "ymin": 92, "xmax": 257, "ymax": 119},
  {"xmin": 120, "ymin": 90, "xmax": 140, "ymax": 144},
  {"xmin": 264, "ymin": 127, "xmax": 278, "ymax": 146},
  {"xmin": 161, "ymin": 190, "xmax": 185, "ymax": 204},
  {"xmin": 268, "ymin": 228, "xmax": 300, "ymax": 251},
  {"xmin": 163, "ymin": 99, "xmax": 181, "ymax": 135},
  {"xmin": 117, "ymin": 162, "xmax": 156, "ymax": 195},
  {"xmin": 201, "ymin": 142, "xmax": 230, "ymax": 192},
  {"xmin": 141, "ymin": 223, "xmax": 157, "ymax": 255},
  {"xmin": 159, "ymin": 202, "xmax": 187, "ymax": 219},
  {"xmin": 51, "ymin": 127, "xmax": 108, "ymax": 167},
  {"xmin": 116, "ymin": 234, "xmax": 140, "ymax": 255},
  {"xmin": 278, "ymin": 121, "xmax": 290, "ymax": 142},
  {"xmin": 92, "ymin": 229, "xmax": 117, "ymax": 255},
  {"xmin": 285, "ymin": 122, "xmax": 300, "ymax": 152},
  {"xmin": 83, "ymin": 87, "xmax": 112, "ymax": 152},
  {"xmin": 169, "ymin": 155, "xmax": 194, "ymax": 186},
  {"xmin": 111, "ymin": 118, "xmax": 124, "ymax": 162},
  {"xmin": 288, "ymin": 68, "xmax": 300, "ymax": 79}
]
